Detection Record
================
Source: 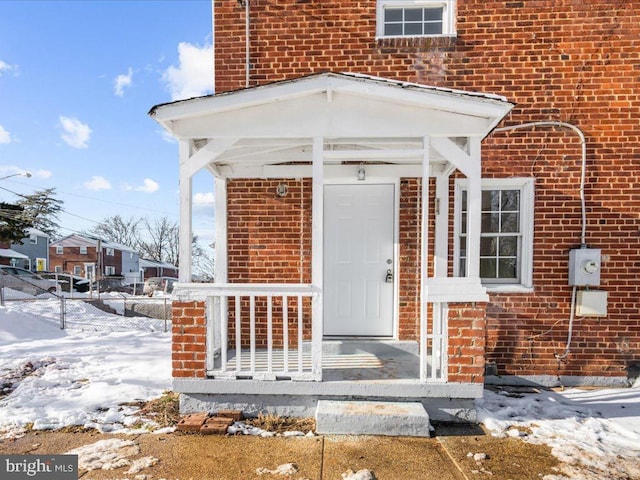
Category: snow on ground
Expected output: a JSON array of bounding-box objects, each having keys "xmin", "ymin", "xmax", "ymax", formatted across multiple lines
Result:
[
  {"xmin": 477, "ymin": 384, "xmax": 640, "ymax": 480},
  {"xmin": 1, "ymin": 295, "xmax": 640, "ymax": 480},
  {"xmin": 0, "ymin": 297, "xmax": 171, "ymax": 438}
]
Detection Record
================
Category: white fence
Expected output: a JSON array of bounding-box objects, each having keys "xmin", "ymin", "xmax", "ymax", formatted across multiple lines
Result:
[{"xmin": 206, "ymin": 284, "xmax": 320, "ymax": 381}]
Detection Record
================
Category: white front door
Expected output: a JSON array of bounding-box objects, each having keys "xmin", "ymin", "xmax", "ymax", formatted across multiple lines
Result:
[{"xmin": 324, "ymin": 184, "xmax": 395, "ymax": 336}]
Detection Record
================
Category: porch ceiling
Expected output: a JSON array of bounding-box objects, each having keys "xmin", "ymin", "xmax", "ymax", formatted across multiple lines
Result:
[{"xmin": 150, "ymin": 72, "xmax": 514, "ymax": 177}]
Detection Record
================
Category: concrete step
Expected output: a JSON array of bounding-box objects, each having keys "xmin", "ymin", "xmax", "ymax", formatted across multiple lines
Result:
[{"xmin": 315, "ymin": 400, "xmax": 431, "ymax": 437}]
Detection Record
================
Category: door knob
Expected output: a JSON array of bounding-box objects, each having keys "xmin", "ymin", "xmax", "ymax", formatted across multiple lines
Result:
[{"xmin": 385, "ymin": 269, "xmax": 393, "ymax": 283}]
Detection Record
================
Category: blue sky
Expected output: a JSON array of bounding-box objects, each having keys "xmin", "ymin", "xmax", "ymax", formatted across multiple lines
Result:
[{"xmin": 0, "ymin": 0, "xmax": 215, "ymax": 244}]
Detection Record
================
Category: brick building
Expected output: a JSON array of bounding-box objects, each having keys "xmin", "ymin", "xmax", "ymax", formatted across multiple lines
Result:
[
  {"xmin": 151, "ymin": 1, "xmax": 640, "ymax": 422},
  {"xmin": 50, "ymin": 234, "xmax": 141, "ymax": 284}
]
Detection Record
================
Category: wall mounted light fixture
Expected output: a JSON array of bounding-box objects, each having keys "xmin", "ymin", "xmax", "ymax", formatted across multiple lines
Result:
[
  {"xmin": 357, "ymin": 166, "xmax": 366, "ymax": 181},
  {"xmin": 276, "ymin": 183, "xmax": 289, "ymax": 197}
]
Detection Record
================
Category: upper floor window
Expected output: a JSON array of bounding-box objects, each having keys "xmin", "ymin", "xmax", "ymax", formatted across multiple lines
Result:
[
  {"xmin": 455, "ymin": 178, "xmax": 534, "ymax": 290},
  {"xmin": 80, "ymin": 246, "xmax": 88, "ymax": 255},
  {"xmin": 29, "ymin": 236, "xmax": 37, "ymax": 245},
  {"xmin": 105, "ymin": 247, "xmax": 115, "ymax": 256},
  {"xmin": 377, "ymin": 0, "xmax": 456, "ymax": 38},
  {"xmin": 56, "ymin": 245, "xmax": 63, "ymax": 254}
]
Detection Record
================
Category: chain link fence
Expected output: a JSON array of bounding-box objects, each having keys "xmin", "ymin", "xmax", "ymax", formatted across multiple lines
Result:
[{"xmin": 0, "ymin": 276, "xmax": 171, "ymax": 333}]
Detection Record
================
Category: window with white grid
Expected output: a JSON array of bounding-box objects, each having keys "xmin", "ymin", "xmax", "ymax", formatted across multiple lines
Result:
[{"xmin": 377, "ymin": 1, "xmax": 456, "ymax": 37}]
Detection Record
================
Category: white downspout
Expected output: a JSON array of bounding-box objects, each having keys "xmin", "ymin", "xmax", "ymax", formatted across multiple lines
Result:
[
  {"xmin": 245, "ymin": 0, "xmax": 250, "ymax": 87},
  {"xmin": 211, "ymin": 0, "xmax": 216, "ymax": 94}
]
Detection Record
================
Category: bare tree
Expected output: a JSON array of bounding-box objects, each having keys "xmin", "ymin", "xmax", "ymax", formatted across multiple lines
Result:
[
  {"xmin": 90, "ymin": 215, "xmax": 142, "ymax": 249},
  {"xmin": 139, "ymin": 216, "xmax": 180, "ymax": 265},
  {"xmin": 192, "ymin": 241, "xmax": 215, "ymax": 281}
]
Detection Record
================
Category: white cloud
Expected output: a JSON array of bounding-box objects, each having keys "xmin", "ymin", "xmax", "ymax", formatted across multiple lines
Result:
[
  {"xmin": 135, "ymin": 178, "xmax": 159, "ymax": 193},
  {"xmin": 59, "ymin": 116, "xmax": 92, "ymax": 149},
  {"xmin": 194, "ymin": 192, "xmax": 215, "ymax": 206},
  {"xmin": 193, "ymin": 192, "xmax": 215, "ymax": 217},
  {"xmin": 33, "ymin": 169, "xmax": 53, "ymax": 179},
  {"xmin": 0, "ymin": 125, "xmax": 11, "ymax": 144},
  {"xmin": 114, "ymin": 68, "xmax": 133, "ymax": 97},
  {"xmin": 0, "ymin": 60, "xmax": 17, "ymax": 76},
  {"xmin": 162, "ymin": 42, "xmax": 213, "ymax": 101},
  {"xmin": 84, "ymin": 176, "xmax": 111, "ymax": 191}
]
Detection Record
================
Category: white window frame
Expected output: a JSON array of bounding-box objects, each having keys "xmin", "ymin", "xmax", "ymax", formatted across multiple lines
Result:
[
  {"xmin": 73, "ymin": 265, "xmax": 82, "ymax": 275},
  {"xmin": 105, "ymin": 266, "xmax": 116, "ymax": 276},
  {"xmin": 376, "ymin": 0, "xmax": 456, "ymax": 38},
  {"xmin": 80, "ymin": 246, "xmax": 88, "ymax": 255},
  {"xmin": 105, "ymin": 247, "xmax": 115, "ymax": 256},
  {"xmin": 454, "ymin": 178, "xmax": 534, "ymax": 292},
  {"xmin": 29, "ymin": 236, "xmax": 37, "ymax": 245},
  {"xmin": 55, "ymin": 266, "xmax": 62, "ymax": 273},
  {"xmin": 56, "ymin": 245, "xmax": 64, "ymax": 254}
]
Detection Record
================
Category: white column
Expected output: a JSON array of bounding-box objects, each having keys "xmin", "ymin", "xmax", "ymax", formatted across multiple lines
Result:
[
  {"xmin": 311, "ymin": 136, "xmax": 324, "ymax": 381},
  {"xmin": 466, "ymin": 137, "xmax": 482, "ymax": 279},
  {"xmin": 212, "ymin": 177, "xmax": 228, "ymax": 375},
  {"xmin": 434, "ymin": 173, "xmax": 450, "ymax": 277},
  {"xmin": 178, "ymin": 140, "xmax": 193, "ymax": 283},
  {"xmin": 420, "ymin": 136, "xmax": 430, "ymax": 382},
  {"xmin": 214, "ymin": 177, "xmax": 228, "ymax": 284}
]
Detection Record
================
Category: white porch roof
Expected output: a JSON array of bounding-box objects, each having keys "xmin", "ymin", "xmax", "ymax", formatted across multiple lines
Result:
[
  {"xmin": 151, "ymin": 70, "xmax": 514, "ymax": 308},
  {"xmin": 150, "ymin": 72, "xmax": 513, "ymax": 179}
]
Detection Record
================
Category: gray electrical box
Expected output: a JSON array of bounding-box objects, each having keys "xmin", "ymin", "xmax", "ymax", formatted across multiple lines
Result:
[{"xmin": 568, "ymin": 248, "xmax": 601, "ymax": 286}]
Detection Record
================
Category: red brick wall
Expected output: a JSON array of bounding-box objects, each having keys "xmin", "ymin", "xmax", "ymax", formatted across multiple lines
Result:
[
  {"xmin": 49, "ymin": 247, "xmax": 98, "ymax": 275},
  {"xmin": 172, "ymin": 301, "xmax": 207, "ymax": 378},
  {"xmin": 212, "ymin": 1, "xmax": 640, "ymax": 380},
  {"xmin": 49, "ymin": 247, "xmax": 122, "ymax": 277},
  {"xmin": 227, "ymin": 179, "xmax": 313, "ymax": 347},
  {"xmin": 449, "ymin": 303, "xmax": 487, "ymax": 383}
]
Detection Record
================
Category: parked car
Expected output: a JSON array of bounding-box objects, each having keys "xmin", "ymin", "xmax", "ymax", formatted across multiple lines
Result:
[
  {"xmin": 95, "ymin": 277, "xmax": 145, "ymax": 295},
  {"xmin": 126, "ymin": 282, "xmax": 146, "ymax": 296},
  {"xmin": 0, "ymin": 266, "xmax": 59, "ymax": 294},
  {"xmin": 41, "ymin": 273, "xmax": 91, "ymax": 293},
  {"xmin": 143, "ymin": 276, "xmax": 176, "ymax": 296}
]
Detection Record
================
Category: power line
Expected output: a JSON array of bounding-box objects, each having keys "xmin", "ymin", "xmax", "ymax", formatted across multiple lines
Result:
[{"xmin": 4, "ymin": 178, "xmax": 180, "ymax": 218}]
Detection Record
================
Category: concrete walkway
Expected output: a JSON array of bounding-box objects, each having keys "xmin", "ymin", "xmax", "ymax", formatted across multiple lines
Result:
[{"xmin": 0, "ymin": 426, "xmax": 559, "ymax": 479}]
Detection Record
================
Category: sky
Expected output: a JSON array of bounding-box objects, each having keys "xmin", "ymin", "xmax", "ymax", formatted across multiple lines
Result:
[
  {"xmin": 0, "ymin": 0, "xmax": 216, "ymax": 245},
  {"xmin": 0, "ymin": 294, "xmax": 639, "ymax": 479}
]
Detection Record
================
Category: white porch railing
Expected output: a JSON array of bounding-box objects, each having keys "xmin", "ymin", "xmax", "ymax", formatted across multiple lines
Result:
[
  {"xmin": 206, "ymin": 284, "xmax": 320, "ymax": 381},
  {"xmin": 422, "ymin": 302, "xmax": 448, "ymax": 382}
]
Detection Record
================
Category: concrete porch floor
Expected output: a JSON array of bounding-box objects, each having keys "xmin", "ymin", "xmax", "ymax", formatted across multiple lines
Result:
[{"xmin": 217, "ymin": 340, "xmax": 421, "ymax": 381}]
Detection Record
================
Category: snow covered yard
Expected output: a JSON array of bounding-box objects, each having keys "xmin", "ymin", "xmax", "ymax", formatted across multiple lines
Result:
[
  {"xmin": 1, "ymin": 298, "xmax": 639, "ymax": 480},
  {"xmin": 478, "ymin": 384, "xmax": 640, "ymax": 479},
  {"xmin": 0, "ymin": 297, "xmax": 172, "ymax": 438}
]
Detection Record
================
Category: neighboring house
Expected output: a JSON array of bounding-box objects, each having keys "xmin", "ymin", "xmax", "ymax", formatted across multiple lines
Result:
[
  {"xmin": 10, "ymin": 228, "xmax": 50, "ymax": 272},
  {"xmin": 140, "ymin": 258, "xmax": 178, "ymax": 280},
  {"xmin": 149, "ymin": 1, "xmax": 640, "ymax": 423},
  {"xmin": 0, "ymin": 242, "xmax": 29, "ymax": 267},
  {"xmin": 50, "ymin": 234, "xmax": 141, "ymax": 284}
]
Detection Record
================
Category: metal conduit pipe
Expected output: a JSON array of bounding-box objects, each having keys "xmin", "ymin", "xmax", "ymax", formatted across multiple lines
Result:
[
  {"xmin": 494, "ymin": 121, "xmax": 587, "ymax": 246},
  {"xmin": 492, "ymin": 121, "xmax": 589, "ymax": 362}
]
